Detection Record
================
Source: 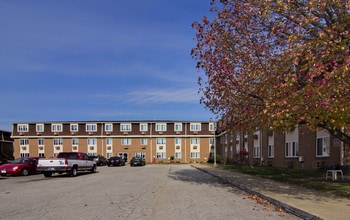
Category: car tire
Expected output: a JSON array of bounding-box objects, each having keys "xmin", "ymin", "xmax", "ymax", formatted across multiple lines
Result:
[
  {"xmin": 70, "ymin": 167, "xmax": 77, "ymax": 177},
  {"xmin": 21, "ymin": 168, "xmax": 29, "ymax": 176},
  {"xmin": 44, "ymin": 171, "xmax": 53, "ymax": 177},
  {"xmin": 91, "ymin": 165, "xmax": 97, "ymax": 173}
]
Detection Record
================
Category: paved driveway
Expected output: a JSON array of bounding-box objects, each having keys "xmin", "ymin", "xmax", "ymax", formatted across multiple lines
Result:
[{"xmin": 0, "ymin": 165, "xmax": 300, "ymax": 220}]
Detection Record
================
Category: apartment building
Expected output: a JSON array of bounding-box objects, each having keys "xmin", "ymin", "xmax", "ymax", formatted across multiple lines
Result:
[
  {"xmin": 11, "ymin": 120, "xmax": 216, "ymax": 164},
  {"xmin": 216, "ymin": 125, "xmax": 350, "ymax": 170}
]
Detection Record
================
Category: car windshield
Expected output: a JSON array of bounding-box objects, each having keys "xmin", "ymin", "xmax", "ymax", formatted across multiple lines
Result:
[{"xmin": 11, "ymin": 158, "xmax": 29, "ymax": 164}]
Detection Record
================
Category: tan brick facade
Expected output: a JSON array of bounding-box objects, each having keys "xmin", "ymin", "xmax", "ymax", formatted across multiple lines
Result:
[{"xmin": 11, "ymin": 121, "xmax": 214, "ymax": 164}]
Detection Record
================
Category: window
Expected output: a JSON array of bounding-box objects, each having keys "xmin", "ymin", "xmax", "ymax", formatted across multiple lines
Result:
[
  {"xmin": 53, "ymin": 138, "xmax": 63, "ymax": 145},
  {"xmin": 86, "ymin": 124, "xmax": 97, "ymax": 132},
  {"xmin": 175, "ymin": 152, "xmax": 181, "ymax": 159},
  {"xmin": 70, "ymin": 124, "xmax": 78, "ymax": 132},
  {"xmin": 38, "ymin": 153, "xmax": 45, "ymax": 158},
  {"xmin": 190, "ymin": 123, "xmax": 201, "ymax": 131},
  {"xmin": 268, "ymin": 145, "xmax": 274, "ymax": 158},
  {"xmin": 36, "ymin": 124, "xmax": 44, "ymax": 132},
  {"xmin": 105, "ymin": 124, "xmax": 113, "ymax": 132},
  {"xmin": 156, "ymin": 152, "xmax": 166, "ymax": 159},
  {"xmin": 190, "ymin": 152, "xmax": 200, "ymax": 158},
  {"xmin": 140, "ymin": 123, "xmax": 148, "ymax": 131},
  {"xmin": 253, "ymin": 145, "xmax": 260, "ymax": 158},
  {"xmin": 156, "ymin": 138, "xmax": 166, "ymax": 145},
  {"xmin": 316, "ymin": 137, "xmax": 330, "ymax": 157},
  {"xmin": 209, "ymin": 123, "xmax": 215, "ymax": 131},
  {"xmin": 52, "ymin": 124, "xmax": 63, "ymax": 132},
  {"xmin": 20, "ymin": 153, "xmax": 29, "ymax": 158},
  {"xmin": 190, "ymin": 138, "xmax": 200, "ymax": 145},
  {"xmin": 175, "ymin": 138, "xmax": 181, "ymax": 145},
  {"xmin": 285, "ymin": 142, "xmax": 298, "ymax": 157},
  {"xmin": 141, "ymin": 138, "xmax": 147, "ymax": 145},
  {"xmin": 88, "ymin": 138, "xmax": 97, "ymax": 145},
  {"xmin": 20, "ymin": 139, "xmax": 29, "ymax": 145},
  {"xmin": 174, "ymin": 123, "xmax": 182, "ymax": 131},
  {"xmin": 120, "ymin": 123, "xmax": 131, "ymax": 132},
  {"xmin": 106, "ymin": 138, "xmax": 112, "ymax": 145},
  {"xmin": 18, "ymin": 124, "xmax": 29, "ymax": 132},
  {"xmin": 155, "ymin": 123, "xmax": 166, "ymax": 131},
  {"xmin": 121, "ymin": 138, "xmax": 131, "ymax": 145},
  {"xmin": 72, "ymin": 138, "xmax": 78, "ymax": 146},
  {"xmin": 38, "ymin": 139, "xmax": 44, "ymax": 146}
]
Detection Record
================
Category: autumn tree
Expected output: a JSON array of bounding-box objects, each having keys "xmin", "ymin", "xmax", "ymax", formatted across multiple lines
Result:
[{"xmin": 192, "ymin": 0, "xmax": 350, "ymax": 143}]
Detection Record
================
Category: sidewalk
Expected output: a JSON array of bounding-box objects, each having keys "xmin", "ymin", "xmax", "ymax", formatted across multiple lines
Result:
[{"xmin": 192, "ymin": 164, "xmax": 350, "ymax": 220}]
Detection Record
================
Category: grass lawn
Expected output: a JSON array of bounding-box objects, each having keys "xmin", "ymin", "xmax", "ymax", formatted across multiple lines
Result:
[{"xmin": 218, "ymin": 164, "xmax": 350, "ymax": 198}]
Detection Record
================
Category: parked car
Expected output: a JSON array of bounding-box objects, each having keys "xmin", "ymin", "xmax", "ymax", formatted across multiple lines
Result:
[
  {"xmin": 89, "ymin": 155, "xmax": 107, "ymax": 166},
  {"xmin": 107, "ymin": 156, "xmax": 125, "ymax": 166},
  {"xmin": 130, "ymin": 157, "xmax": 146, "ymax": 166},
  {"xmin": 0, "ymin": 157, "xmax": 39, "ymax": 176}
]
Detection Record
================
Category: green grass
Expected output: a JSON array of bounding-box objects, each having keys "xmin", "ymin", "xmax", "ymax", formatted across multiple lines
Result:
[{"xmin": 218, "ymin": 164, "xmax": 350, "ymax": 198}]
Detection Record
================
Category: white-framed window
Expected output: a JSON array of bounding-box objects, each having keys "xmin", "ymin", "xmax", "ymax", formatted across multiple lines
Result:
[
  {"xmin": 140, "ymin": 123, "xmax": 148, "ymax": 131},
  {"xmin": 316, "ymin": 137, "xmax": 330, "ymax": 157},
  {"xmin": 72, "ymin": 138, "xmax": 78, "ymax": 146},
  {"xmin": 209, "ymin": 122, "xmax": 215, "ymax": 131},
  {"xmin": 156, "ymin": 152, "xmax": 166, "ymax": 159},
  {"xmin": 86, "ymin": 124, "xmax": 97, "ymax": 132},
  {"xmin": 253, "ymin": 145, "xmax": 260, "ymax": 158},
  {"xmin": 105, "ymin": 123, "xmax": 113, "ymax": 132},
  {"xmin": 18, "ymin": 124, "xmax": 29, "ymax": 132},
  {"xmin": 190, "ymin": 138, "xmax": 200, "ymax": 145},
  {"xmin": 156, "ymin": 138, "xmax": 166, "ymax": 145},
  {"xmin": 36, "ymin": 124, "xmax": 44, "ymax": 132},
  {"xmin": 174, "ymin": 123, "xmax": 182, "ymax": 131},
  {"xmin": 121, "ymin": 138, "xmax": 131, "ymax": 145},
  {"xmin": 190, "ymin": 152, "xmax": 200, "ymax": 158},
  {"xmin": 53, "ymin": 138, "xmax": 63, "ymax": 145},
  {"xmin": 175, "ymin": 138, "xmax": 181, "ymax": 145},
  {"xmin": 20, "ymin": 139, "xmax": 29, "ymax": 145},
  {"xmin": 38, "ymin": 139, "xmax": 44, "ymax": 146},
  {"xmin": 120, "ymin": 123, "xmax": 132, "ymax": 132},
  {"xmin": 70, "ymin": 124, "xmax": 78, "ymax": 132},
  {"xmin": 106, "ymin": 138, "xmax": 112, "ymax": 145},
  {"xmin": 268, "ymin": 144, "xmax": 274, "ymax": 158},
  {"xmin": 88, "ymin": 138, "xmax": 97, "ymax": 146},
  {"xmin": 285, "ymin": 142, "xmax": 298, "ymax": 157},
  {"xmin": 155, "ymin": 123, "xmax": 166, "ymax": 131},
  {"xmin": 190, "ymin": 123, "xmax": 201, "ymax": 131},
  {"xmin": 175, "ymin": 152, "xmax": 181, "ymax": 159},
  {"xmin": 52, "ymin": 124, "xmax": 63, "ymax": 132},
  {"xmin": 141, "ymin": 138, "xmax": 147, "ymax": 145}
]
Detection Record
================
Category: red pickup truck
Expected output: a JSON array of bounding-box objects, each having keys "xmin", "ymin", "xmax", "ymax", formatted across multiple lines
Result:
[{"xmin": 37, "ymin": 152, "xmax": 97, "ymax": 177}]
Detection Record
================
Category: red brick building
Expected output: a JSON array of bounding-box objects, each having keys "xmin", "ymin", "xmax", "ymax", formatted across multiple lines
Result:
[{"xmin": 215, "ymin": 125, "xmax": 350, "ymax": 170}]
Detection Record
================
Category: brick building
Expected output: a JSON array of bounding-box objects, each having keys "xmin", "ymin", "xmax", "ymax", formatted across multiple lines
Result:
[
  {"xmin": 0, "ymin": 130, "xmax": 14, "ymax": 164},
  {"xmin": 215, "ymin": 125, "xmax": 350, "ymax": 170},
  {"xmin": 11, "ymin": 120, "xmax": 215, "ymax": 164}
]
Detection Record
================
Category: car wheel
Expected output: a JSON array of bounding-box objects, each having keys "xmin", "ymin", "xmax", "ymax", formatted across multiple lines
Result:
[
  {"xmin": 91, "ymin": 165, "xmax": 97, "ymax": 173},
  {"xmin": 70, "ymin": 167, "xmax": 77, "ymax": 177},
  {"xmin": 21, "ymin": 168, "xmax": 29, "ymax": 176},
  {"xmin": 44, "ymin": 171, "xmax": 53, "ymax": 177}
]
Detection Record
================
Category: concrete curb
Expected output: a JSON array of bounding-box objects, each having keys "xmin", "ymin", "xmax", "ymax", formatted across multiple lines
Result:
[{"xmin": 192, "ymin": 165, "xmax": 323, "ymax": 220}]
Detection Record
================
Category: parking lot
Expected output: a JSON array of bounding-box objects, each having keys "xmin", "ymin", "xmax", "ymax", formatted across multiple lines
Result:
[{"xmin": 0, "ymin": 165, "xmax": 299, "ymax": 220}]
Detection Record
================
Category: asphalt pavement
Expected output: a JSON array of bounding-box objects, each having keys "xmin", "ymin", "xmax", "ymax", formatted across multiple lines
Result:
[{"xmin": 192, "ymin": 163, "xmax": 350, "ymax": 220}]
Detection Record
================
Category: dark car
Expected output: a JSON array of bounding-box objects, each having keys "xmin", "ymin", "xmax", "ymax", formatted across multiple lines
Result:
[
  {"xmin": 130, "ymin": 157, "xmax": 145, "ymax": 166},
  {"xmin": 0, "ymin": 157, "xmax": 39, "ymax": 176},
  {"xmin": 107, "ymin": 156, "xmax": 125, "ymax": 166},
  {"xmin": 89, "ymin": 155, "xmax": 107, "ymax": 166}
]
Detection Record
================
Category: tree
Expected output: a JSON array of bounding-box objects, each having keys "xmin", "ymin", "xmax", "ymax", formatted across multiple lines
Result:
[{"xmin": 191, "ymin": 0, "xmax": 350, "ymax": 143}]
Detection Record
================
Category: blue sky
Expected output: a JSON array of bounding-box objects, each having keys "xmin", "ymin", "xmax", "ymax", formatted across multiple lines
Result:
[{"xmin": 0, "ymin": 0, "xmax": 215, "ymax": 131}]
